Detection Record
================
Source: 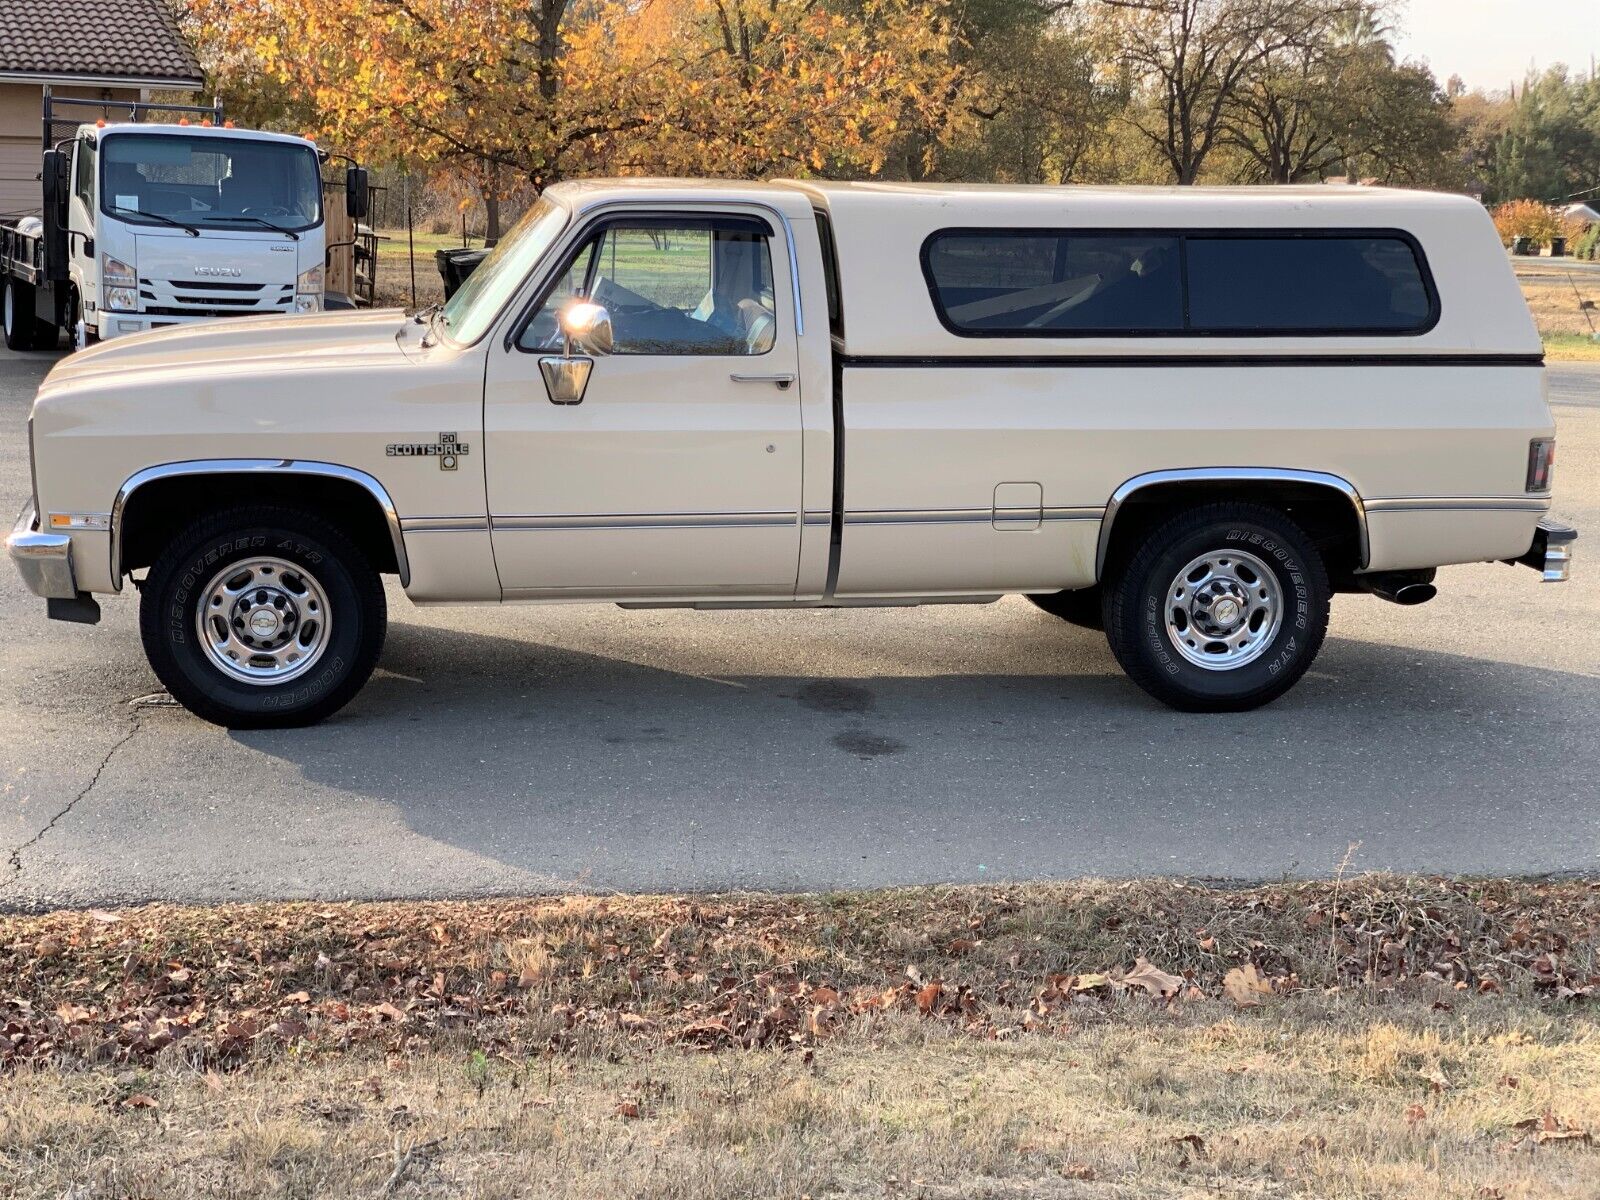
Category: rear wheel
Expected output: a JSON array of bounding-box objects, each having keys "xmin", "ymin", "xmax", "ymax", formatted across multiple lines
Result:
[
  {"xmin": 139, "ymin": 506, "xmax": 387, "ymax": 728},
  {"xmin": 1103, "ymin": 503, "xmax": 1329, "ymax": 712},
  {"xmin": 3, "ymin": 278, "xmax": 56, "ymax": 350}
]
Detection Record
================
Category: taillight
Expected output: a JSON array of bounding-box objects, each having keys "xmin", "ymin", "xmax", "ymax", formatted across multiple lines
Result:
[{"xmin": 1526, "ymin": 438, "xmax": 1555, "ymax": 492}]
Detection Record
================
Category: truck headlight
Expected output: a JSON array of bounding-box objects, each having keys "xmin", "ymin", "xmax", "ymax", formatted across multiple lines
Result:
[
  {"xmin": 296, "ymin": 265, "xmax": 324, "ymax": 313},
  {"xmin": 102, "ymin": 255, "xmax": 137, "ymax": 312}
]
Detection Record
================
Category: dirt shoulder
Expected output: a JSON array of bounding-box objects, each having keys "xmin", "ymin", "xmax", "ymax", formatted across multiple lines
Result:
[{"xmin": 3, "ymin": 878, "xmax": 1596, "ymax": 1197}]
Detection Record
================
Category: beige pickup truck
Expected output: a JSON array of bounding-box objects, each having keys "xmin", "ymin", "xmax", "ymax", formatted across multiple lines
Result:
[{"xmin": 8, "ymin": 179, "xmax": 1577, "ymax": 727}]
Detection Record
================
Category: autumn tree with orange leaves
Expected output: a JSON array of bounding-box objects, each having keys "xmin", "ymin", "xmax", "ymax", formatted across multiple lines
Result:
[{"xmin": 187, "ymin": 0, "xmax": 961, "ymax": 232}]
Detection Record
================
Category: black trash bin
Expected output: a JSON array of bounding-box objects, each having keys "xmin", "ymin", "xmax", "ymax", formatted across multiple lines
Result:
[
  {"xmin": 1550, "ymin": 236, "xmax": 1567, "ymax": 257},
  {"xmin": 435, "ymin": 247, "xmax": 492, "ymax": 300}
]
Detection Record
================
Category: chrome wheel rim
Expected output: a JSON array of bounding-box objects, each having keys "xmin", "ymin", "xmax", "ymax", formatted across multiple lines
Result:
[
  {"xmin": 194, "ymin": 557, "xmax": 332, "ymax": 685},
  {"xmin": 1163, "ymin": 547, "xmax": 1283, "ymax": 671}
]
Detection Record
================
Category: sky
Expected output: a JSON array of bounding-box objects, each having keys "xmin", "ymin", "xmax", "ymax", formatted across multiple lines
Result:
[{"xmin": 1391, "ymin": 0, "xmax": 1599, "ymax": 91}]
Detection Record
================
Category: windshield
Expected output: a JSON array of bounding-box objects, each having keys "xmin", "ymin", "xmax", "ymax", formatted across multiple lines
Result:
[
  {"xmin": 438, "ymin": 196, "xmax": 570, "ymax": 345},
  {"xmin": 100, "ymin": 134, "xmax": 322, "ymax": 233}
]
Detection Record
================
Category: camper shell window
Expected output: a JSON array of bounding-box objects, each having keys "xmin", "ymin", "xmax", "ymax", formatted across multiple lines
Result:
[{"xmin": 921, "ymin": 228, "xmax": 1438, "ymax": 338}]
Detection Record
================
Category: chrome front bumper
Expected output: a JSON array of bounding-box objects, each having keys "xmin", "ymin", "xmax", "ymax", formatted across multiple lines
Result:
[
  {"xmin": 7, "ymin": 502, "xmax": 78, "ymax": 599},
  {"xmin": 1510, "ymin": 518, "xmax": 1577, "ymax": 582}
]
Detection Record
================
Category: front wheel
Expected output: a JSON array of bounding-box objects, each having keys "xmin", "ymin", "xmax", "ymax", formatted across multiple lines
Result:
[
  {"xmin": 1103, "ymin": 503, "xmax": 1330, "ymax": 712},
  {"xmin": 139, "ymin": 507, "xmax": 387, "ymax": 728}
]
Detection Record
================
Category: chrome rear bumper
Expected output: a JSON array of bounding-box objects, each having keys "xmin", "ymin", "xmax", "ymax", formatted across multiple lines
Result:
[
  {"xmin": 7, "ymin": 501, "xmax": 77, "ymax": 599},
  {"xmin": 1509, "ymin": 518, "xmax": 1577, "ymax": 582}
]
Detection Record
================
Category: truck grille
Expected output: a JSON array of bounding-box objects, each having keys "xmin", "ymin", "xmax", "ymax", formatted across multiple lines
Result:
[{"xmin": 138, "ymin": 277, "xmax": 295, "ymax": 319}]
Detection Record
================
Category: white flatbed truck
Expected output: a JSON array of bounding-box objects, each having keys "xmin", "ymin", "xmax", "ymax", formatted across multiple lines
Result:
[{"xmin": 2, "ymin": 91, "xmax": 368, "ymax": 350}]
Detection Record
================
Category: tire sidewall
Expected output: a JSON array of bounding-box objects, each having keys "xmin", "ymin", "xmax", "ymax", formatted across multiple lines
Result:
[
  {"xmin": 1130, "ymin": 516, "xmax": 1323, "ymax": 704},
  {"xmin": 4, "ymin": 279, "xmax": 28, "ymax": 350},
  {"xmin": 150, "ymin": 523, "xmax": 372, "ymax": 723}
]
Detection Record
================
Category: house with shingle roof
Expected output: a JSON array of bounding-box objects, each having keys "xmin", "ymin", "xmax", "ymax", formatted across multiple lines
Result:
[{"xmin": 0, "ymin": 0, "xmax": 204, "ymax": 216}]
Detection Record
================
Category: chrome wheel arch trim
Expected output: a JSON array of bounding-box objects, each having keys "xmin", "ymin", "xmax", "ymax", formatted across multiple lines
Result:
[
  {"xmin": 1095, "ymin": 467, "xmax": 1368, "ymax": 581},
  {"xmin": 109, "ymin": 459, "xmax": 410, "ymax": 592}
]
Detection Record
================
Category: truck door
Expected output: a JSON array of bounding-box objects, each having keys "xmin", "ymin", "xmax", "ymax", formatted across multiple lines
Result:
[
  {"xmin": 482, "ymin": 211, "xmax": 804, "ymax": 600},
  {"xmin": 69, "ymin": 136, "xmax": 96, "ymax": 329}
]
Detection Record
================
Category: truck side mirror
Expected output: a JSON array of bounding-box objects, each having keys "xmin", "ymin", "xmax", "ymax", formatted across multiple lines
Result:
[
  {"xmin": 40, "ymin": 149, "xmax": 70, "ymax": 283},
  {"xmin": 345, "ymin": 166, "xmax": 370, "ymax": 221},
  {"xmin": 538, "ymin": 301, "xmax": 613, "ymax": 404},
  {"xmin": 559, "ymin": 300, "xmax": 613, "ymax": 356}
]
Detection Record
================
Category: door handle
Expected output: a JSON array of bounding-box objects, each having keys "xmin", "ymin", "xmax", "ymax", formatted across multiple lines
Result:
[{"xmin": 730, "ymin": 372, "xmax": 795, "ymax": 390}]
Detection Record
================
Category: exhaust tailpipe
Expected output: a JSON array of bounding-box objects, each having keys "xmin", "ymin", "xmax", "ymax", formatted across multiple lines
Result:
[{"xmin": 1359, "ymin": 570, "xmax": 1438, "ymax": 606}]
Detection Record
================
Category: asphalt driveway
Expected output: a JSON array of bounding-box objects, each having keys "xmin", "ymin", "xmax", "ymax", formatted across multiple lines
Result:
[{"xmin": 3, "ymin": 346, "xmax": 1598, "ymax": 908}]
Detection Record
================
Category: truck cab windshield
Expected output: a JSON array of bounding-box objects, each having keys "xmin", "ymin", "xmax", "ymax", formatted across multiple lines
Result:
[
  {"xmin": 99, "ymin": 134, "xmax": 321, "ymax": 234},
  {"xmin": 437, "ymin": 196, "xmax": 570, "ymax": 345}
]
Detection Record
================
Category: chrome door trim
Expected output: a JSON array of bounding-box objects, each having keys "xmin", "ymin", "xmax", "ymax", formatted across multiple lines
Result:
[
  {"xmin": 844, "ymin": 506, "xmax": 1105, "ymax": 526},
  {"xmin": 110, "ymin": 459, "xmax": 411, "ymax": 591},
  {"xmin": 401, "ymin": 515, "xmax": 491, "ymax": 534},
  {"xmin": 492, "ymin": 511, "xmax": 800, "ymax": 532},
  {"xmin": 1096, "ymin": 467, "xmax": 1369, "ymax": 579}
]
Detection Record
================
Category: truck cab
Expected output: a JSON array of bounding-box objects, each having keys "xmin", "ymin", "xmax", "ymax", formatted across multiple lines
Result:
[
  {"xmin": 3, "ymin": 93, "xmax": 370, "ymax": 352},
  {"xmin": 67, "ymin": 123, "xmax": 330, "ymax": 343}
]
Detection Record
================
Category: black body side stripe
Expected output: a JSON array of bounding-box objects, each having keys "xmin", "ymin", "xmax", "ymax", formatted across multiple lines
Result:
[
  {"xmin": 839, "ymin": 353, "xmax": 1545, "ymax": 369},
  {"xmin": 824, "ymin": 348, "xmax": 846, "ymax": 600}
]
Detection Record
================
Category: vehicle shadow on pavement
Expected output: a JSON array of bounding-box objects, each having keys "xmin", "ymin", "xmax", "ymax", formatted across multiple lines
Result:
[{"xmin": 218, "ymin": 614, "xmax": 1600, "ymax": 890}]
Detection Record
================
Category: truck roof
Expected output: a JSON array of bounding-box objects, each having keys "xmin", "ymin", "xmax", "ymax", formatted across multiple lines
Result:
[
  {"xmin": 543, "ymin": 177, "xmax": 1537, "ymax": 358},
  {"xmin": 784, "ymin": 181, "xmax": 1534, "ymax": 358},
  {"xmin": 544, "ymin": 177, "xmax": 814, "ymax": 219},
  {"xmin": 81, "ymin": 123, "xmax": 318, "ymax": 148}
]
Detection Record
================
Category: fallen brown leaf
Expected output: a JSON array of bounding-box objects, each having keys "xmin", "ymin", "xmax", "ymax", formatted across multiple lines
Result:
[
  {"xmin": 1223, "ymin": 963, "xmax": 1273, "ymax": 1008},
  {"xmin": 1121, "ymin": 957, "xmax": 1184, "ymax": 999}
]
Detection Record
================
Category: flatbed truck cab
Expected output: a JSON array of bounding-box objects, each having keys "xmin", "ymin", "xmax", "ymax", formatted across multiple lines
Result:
[
  {"xmin": 2, "ymin": 94, "xmax": 369, "ymax": 350},
  {"xmin": 7, "ymin": 178, "xmax": 1579, "ymax": 726}
]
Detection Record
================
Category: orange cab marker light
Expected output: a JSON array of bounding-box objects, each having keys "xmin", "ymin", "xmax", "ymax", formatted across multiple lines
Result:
[
  {"xmin": 95, "ymin": 119, "xmax": 106, "ymax": 128},
  {"xmin": 224, "ymin": 120, "xmax": 235, "ymax": 128},
  {"xmin": 178, "ymin": 117, "xmax": 190, "ymax": 125}
]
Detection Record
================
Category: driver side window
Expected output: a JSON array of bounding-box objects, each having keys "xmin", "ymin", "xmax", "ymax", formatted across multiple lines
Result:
[
  {"xmin": 74, "ymin": 138, "xmax": 94, "ymax": 211},
  {"xmin": 520, "ymin": 217, "xmax": 776, "ymax": 356}
]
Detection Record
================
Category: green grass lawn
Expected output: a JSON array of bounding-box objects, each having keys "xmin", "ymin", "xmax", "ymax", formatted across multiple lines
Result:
[
  {"xmin": 372, "ymin": 226, "xmax": 717, "ymax": 311},
  {"xmin": 1544, "ymin": 332, "xmax": 1600, "ymax": 361}
]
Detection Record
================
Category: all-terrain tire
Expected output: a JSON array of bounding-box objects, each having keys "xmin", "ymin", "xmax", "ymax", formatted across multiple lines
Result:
[
  {"xmin": 139, "ymin": 506, "xmax": 387, "ymax": 728},
  {"xmin": 1103, "ymin": 502, "xmax": 1330, "ymax": 712}
]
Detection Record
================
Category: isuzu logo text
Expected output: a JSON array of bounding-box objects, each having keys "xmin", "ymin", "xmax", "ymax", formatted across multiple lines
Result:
[
  {"xmin": 387, "ymin": 432, "xmax": 468, "ymax": 471},
  {"xmin": 194, "ymin": 266, "xmax": 244, "ymax": 277}
]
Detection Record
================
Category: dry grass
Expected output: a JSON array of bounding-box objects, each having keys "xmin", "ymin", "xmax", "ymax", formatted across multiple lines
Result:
[
  {"xmin": 1514, "ymin": 260, "xmax": 1600, "ymax": 354},
  {"xmin": 4, "ymin": 1000, "xmax": 1597, "ymax": 1199},
  {"xmin": 1, "ymin": 879, "xmax": 1597, "ymax": 1197}
]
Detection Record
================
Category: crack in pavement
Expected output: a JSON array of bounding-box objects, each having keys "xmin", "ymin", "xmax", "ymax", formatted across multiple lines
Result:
[{"xmin": 4, "ymin": 710, "xmax": 143, "ymax": 891}]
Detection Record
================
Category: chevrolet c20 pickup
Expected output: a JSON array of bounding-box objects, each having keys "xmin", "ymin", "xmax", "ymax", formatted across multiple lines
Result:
[{"xmin": 7, "ymin": 179, "xmax": 1578, "ymax": 727}]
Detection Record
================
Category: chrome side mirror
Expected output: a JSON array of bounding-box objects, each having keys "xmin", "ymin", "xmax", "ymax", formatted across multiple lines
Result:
[
  {"xmin": 538, "ymin": 301, "xmax": 613, "ymax": 405},
  {"xmin": 559, "ymin": 300, "xmax": 613, "ymax": 356}
]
